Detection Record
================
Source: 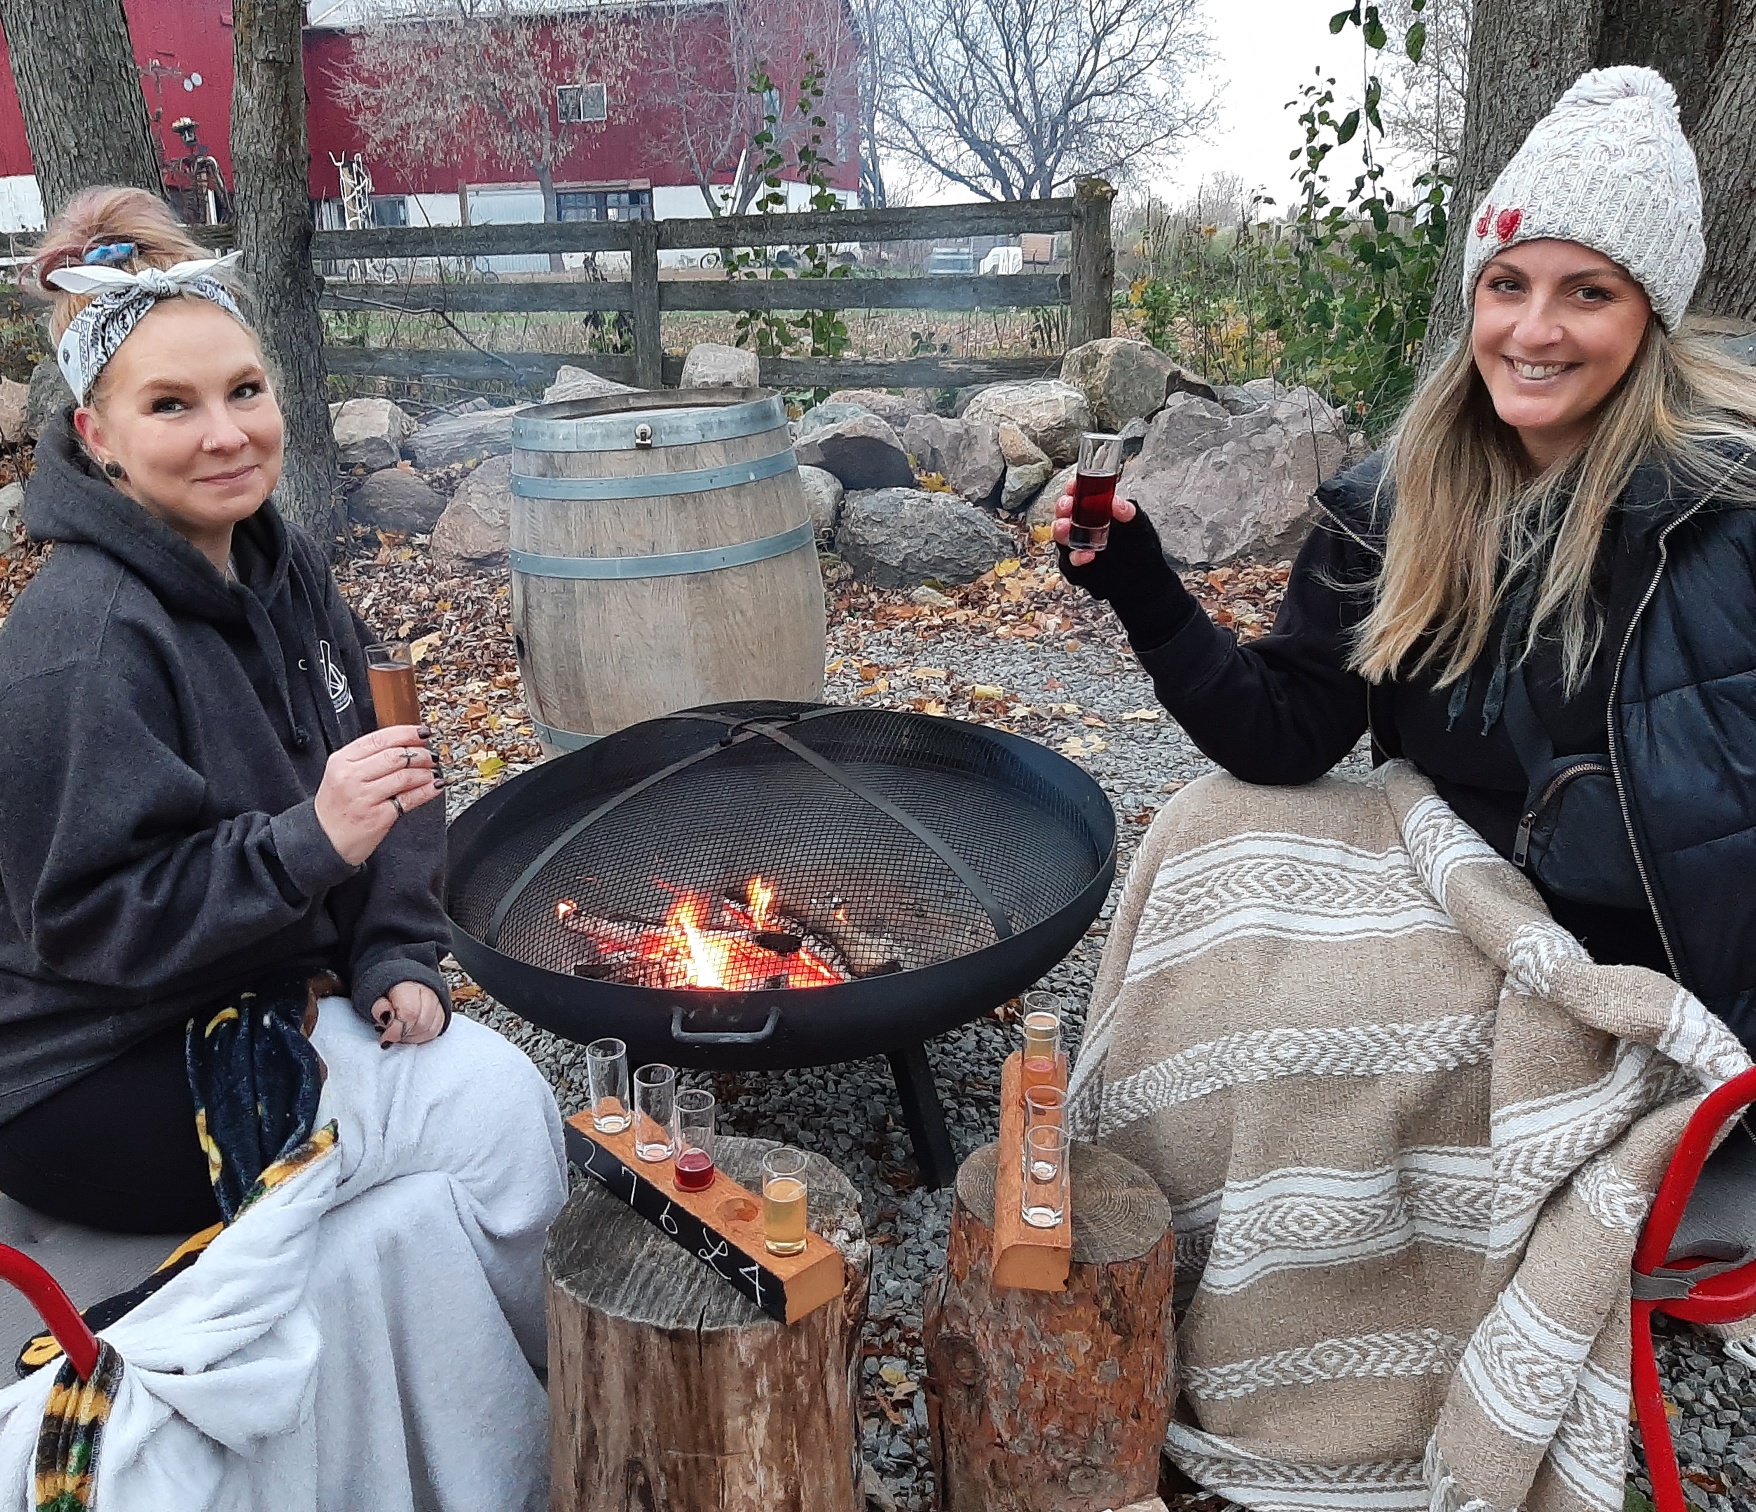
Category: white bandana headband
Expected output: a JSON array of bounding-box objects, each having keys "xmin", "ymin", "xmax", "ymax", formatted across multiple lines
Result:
[{"xmin": 46, "ymin": 252, "xmax": 246, "ymax": 404}]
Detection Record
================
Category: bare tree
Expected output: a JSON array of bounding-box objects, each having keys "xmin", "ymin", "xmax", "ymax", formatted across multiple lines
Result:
[
  {"xmin": 1377, "ymin": 0, "xmax": 1470, "ymax": 178},
  {"xmin": 0, "ymin": 0, "xmax": 161, "ymax": 220},
  {"xmin": 647, "ymin": 0, "xmax": 862, "ymax": 216},
  {"xmin": 330, "ymin": 0, "xmax": 636, "ymax": 237},
  {"xmin": 877, "ymin": 0, "xmax": 1216, "ymax": 200},
  {"xmin": 232, "ymin": 0, "xmax": 344, "ymax": 544}
]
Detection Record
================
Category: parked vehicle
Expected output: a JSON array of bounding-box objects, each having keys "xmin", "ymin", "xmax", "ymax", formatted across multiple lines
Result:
[{"xmin": 926, "ymin": 246, "xmax": 975, "ymax": 276}]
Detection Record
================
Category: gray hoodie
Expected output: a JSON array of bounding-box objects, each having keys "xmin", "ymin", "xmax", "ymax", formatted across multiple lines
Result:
[{"xmin": 0, "ymin": 416, "xmax": 450, "ymax": 1122}]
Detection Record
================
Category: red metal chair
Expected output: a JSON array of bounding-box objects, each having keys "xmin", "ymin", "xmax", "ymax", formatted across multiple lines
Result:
[{"xmin": 1630, "ymin": 1064, "xmax": 1756, "ymax": 1512}]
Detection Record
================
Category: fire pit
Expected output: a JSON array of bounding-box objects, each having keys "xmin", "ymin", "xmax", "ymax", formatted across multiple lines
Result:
[{"xmin": 445, "ymin": 702, "xmax": 1116, "ymax": 1186}]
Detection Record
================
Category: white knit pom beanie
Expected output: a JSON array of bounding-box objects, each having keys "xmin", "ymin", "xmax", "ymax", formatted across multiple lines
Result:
[{"xmin": 1461, "ymin": 65, "xmax": 1704, "ymax": 331}]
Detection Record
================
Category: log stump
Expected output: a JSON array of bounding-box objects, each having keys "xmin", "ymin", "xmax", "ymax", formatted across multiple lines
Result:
[
  {"xmin": 547, "ymin": 1135, "xmax": 870, "ymax": 1512},
  {"xmin": 923, "ymin": 1141, "xmax": 1175, "ymax": 1512}
]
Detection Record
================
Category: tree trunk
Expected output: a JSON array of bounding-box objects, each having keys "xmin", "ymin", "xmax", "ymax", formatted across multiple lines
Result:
[
  {"xmin": 1425, "ymin": 0, "xmax": 1600, "ymax": 359},
  {"xmin": 230, "ymin": 0, "xmax": 343, "ymax": 546},
  {"xmin": 547, "ymin": 1137, "xmax": 869, "ymax": 1512},
  {"xmin": 0, "ymin": 0, "xmax": 161, "ymax": 221},
  {"xmin": 537, "ymin": 164, "xmax": 564, "ymax": 274},
  {"xmin": 1691, "ymin": 0, "xmax": 1756, "ymax": 319},
  {"xmin": 923, "ymin": 1140, "xmax": 1176, "ymax": 1512}
]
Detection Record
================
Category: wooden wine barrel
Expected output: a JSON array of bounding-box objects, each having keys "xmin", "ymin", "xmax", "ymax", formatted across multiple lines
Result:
[{"xmin": 509, "ymin": 390, "xmax": 826, "ymax": 752}]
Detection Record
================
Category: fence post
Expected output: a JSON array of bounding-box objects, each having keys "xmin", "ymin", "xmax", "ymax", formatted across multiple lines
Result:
[
  {"xmin": 1067, "ymin": 177, "xmax": 1116, "ymax": 349},
  {"xmin": 630, "ymin": 219, "xmax": 663, "ymax": 389}
]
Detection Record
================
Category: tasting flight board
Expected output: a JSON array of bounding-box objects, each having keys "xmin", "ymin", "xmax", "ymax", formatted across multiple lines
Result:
[
  {"xmin": 991, "ymin": 1050, "xmax": 1073, "ymax": 1290},
  {"xmin": 564, "ymin": 1113, "xmax": 845, "ymax": 1324}
]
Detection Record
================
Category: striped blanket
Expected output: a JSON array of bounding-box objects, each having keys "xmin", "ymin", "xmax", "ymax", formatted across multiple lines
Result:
[{"xmin": 1067, "ymin": 763, "xmax": 1751, "ymax": 1512}]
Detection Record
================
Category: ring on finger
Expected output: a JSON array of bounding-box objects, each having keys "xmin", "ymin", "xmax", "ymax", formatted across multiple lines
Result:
[
  {"xmin": 391, "ymin": 793, "xmax": 405, "ymax": 818},
  {"xmin": 402, "ymin": 747, "xmax": 415, "ymax": 768}
]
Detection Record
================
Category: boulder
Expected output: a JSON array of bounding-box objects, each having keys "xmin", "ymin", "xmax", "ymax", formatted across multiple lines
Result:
[
  {"xmin": 331, "ymin": 397, "xmax": 413, "ymax": 472},
  {"xmin": 0, "ymin": 480, "xmax": 23, "ymax": 543},
  {"xmin": 543, "ymin": 365, "xmax": 638, "ymax": 403},
  {"xmin": 826, "ymin": 388, "xmax": 931, "ymax": 431},
  {"xmin": 404, "ymin": 405, "xmax": 525, "ymax": 469},
  {"xmin": 430, "ymin": 456, "xmax": 512, "ymax": 570},
  {"xmin": 960, "ymin": 380, "xmax": 1092, "ymax": 465},
  {"xmin": 0, "ymin": 378, "xmax": 28, "ymax": 446},
  {"xmin": 349, "ymin": 466, "xmax": 447, "ymax": 533},
  {"xmin": 1213, "ymin": 384, "xmax": 1262, "ymax": 416},
  {"xmin": 1024, "ymin": 464, "xmax": 1076, "ymax": 528},
  {"xmin": 835, "ymin": 487, "xmax": 1012, "ymax": 588},
  {"xmin": 796, "ymin": 400, "xmax": 876, "ymax": 438},
  {"xmin": 26, "ymin": 357, "xmax": 71, "ymax": 440},
  {"xmin": 900, "ymin": 413, "xmax": 1004, "ymax": 506},
  {"xmin": 1117, "ymin": 387, "xmax": 1346, "ymax": 563},
  {"xmin": 797, "ymin": 464, "xmax": 845, "ymax": 543},
  {"xmin": 793, "ymin": 412, "xmax": 914, "ymax": 490},
  {"xmin": 1241, "ymin": 377, "xmax": 1288, "ymax": 404},
  {"xmin": 996, "ymin": 422, "xmax": 1053, "ymax": 512},
  {"xmin": 679, "ymin": 342, "xmax": 760, "ymax": 389},
  {"xmin": 1059, "ymin": 339, "xmax": 1175, "ymax": 432}
]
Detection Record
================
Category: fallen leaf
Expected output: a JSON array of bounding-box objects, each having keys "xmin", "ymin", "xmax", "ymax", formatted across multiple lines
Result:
[
  {"xmin": 473, "ymin": 752, "xmax": 506, "ymax": 778},
  {"xmin": 993, "ymin": 557, "xmax": 1021, "ymax": 578},
  {"xmin": 878, "ymin": 1363, "xmax": 910, "ymax": 1388},
  {"xmin": 1030, "ymin": 524, "xmax": 1054, "ymax": 544},
  {"xmin": 909, "ymin": 667, "xmax": 948, "ymax": 681},
  {"xmin": 1082, "ymin": 714, "xmax": 1108, "ymax": 728},
  {"xmin": 969, "ymin": 683, "xmax": 1005, "ymax": 700},
  {"xmin": 1120, "ymin": 707, "xmax": 1163, "ymax": 722},
  {"xmin": 451, "ymin": 983, "xmax": 484, "ymax": 1003},
  {"xmin": 409, "ymin": 631, "xmax": 443, "ymax": 665},
  {"xmin": 1063, "ymin": 639, "xmax": 1082, "ymax": 652},
  {"xmin": 856, "ymin": 678, "xmax": 890, "ymax": 696},
  {"xmin": 825, "ymin": 656, "xmax": 844, "ymax": 674},
  {"xmin": 857, "ymin": 662, "xmax": 886, "ymax": 681}
]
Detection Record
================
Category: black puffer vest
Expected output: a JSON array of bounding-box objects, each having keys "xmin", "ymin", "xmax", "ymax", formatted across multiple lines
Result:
[{"xmin": 1320, "ymin": 451, "xmax": 1756, "ymax": 1040}]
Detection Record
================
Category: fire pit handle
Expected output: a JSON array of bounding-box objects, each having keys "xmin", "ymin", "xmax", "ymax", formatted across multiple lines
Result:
[{"xmin": 669, "ymin": 1005, "xmax": 782, "ymax": 1045}]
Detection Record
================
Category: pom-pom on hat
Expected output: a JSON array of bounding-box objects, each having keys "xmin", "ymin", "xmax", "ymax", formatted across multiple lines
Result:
[{"xmin": 1462, "ymin": 65, "xmax": 1704, "ymax": 332}]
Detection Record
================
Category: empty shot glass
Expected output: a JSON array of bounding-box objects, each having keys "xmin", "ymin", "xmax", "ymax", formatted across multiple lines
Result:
[
  {"xmin": 1021, "ymin": 1124, "xmax": 1068, "ymax": 1228},
  {"xmin": 762, "ymin": 1146, "xmax": 810, "ymax": 1256},
  {"xmin": 1023, "ymin": 1082, "xmax": 1066, "ymax": 1133},
  {"xmin": 586, "ymin": 1037, "xmax": 631, "ymax": 1134},
  {"xmin": 632, "ymin": 1063, "xmax": 677, "ymax": 1162},
  {"xmin": 673, "ymin": 1088, "xmax": 717, "ymax": 1192}
]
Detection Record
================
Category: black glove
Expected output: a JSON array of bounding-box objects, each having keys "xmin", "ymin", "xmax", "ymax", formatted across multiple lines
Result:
[{"xmin": 1057, "ymin": 504, "xmax": 1197, "ymax": 651}]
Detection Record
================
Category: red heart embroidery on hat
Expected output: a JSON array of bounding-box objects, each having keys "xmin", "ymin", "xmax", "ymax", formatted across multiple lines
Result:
[
  {"xmin": 1476, "ymin": 203, "xmax": 1494, "ymax": 238},
  {"xmin": 1495, "ymin": 207, "xmax": 1523, "ymax": 242}
]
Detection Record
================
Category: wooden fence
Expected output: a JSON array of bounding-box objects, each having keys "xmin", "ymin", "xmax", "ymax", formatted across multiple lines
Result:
[{"xmin": 310, "ymin": 180, "xmax": 1115, "ymax": 393}]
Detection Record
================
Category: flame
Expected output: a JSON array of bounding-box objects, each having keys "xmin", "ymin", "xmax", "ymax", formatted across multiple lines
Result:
[
  {"xmin": 748, "ymin": 875, "xmax": 777, "ymax": 932},
  {"xmin": 674, "ymin": 895, "xmax": 731, "ymax": 989},
  {"xmin": 556, "ymin": 898, "xmax": 577, "ymax": 922}
]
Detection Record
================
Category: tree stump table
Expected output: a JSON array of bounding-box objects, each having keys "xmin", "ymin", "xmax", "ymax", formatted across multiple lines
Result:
[
  {"xmin": 923, "ymin": 1141, "xmax": 1175, "ymax": 1512},
  {"xmin": 546, "ymin": 1135, "xmax": 870, "ymax": 1512}
]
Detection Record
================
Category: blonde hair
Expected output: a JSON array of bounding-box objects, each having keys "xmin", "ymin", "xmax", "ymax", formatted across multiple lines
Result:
[{"xmin": 1351, "ymin": 318, "xmax": 1756, "ymax": 691}]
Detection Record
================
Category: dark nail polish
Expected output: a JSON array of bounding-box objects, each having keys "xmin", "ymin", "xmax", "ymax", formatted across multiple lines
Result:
[{"xmin": 416, "ymin": 725, "xmax": 433, "ymax": 737}]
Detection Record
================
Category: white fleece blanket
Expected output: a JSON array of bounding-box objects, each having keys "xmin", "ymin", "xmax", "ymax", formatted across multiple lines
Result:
[{"xmin": 0, "ymin": 1002, "xmax": 567, "ymax": 1511}]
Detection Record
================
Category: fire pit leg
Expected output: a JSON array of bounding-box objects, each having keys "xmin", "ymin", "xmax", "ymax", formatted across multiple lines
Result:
[{"xmin": 889, "ymin": 1043, "xmax": 957, "ymax": 1190}]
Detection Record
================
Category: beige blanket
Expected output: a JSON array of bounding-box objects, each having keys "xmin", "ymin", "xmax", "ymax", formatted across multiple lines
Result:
[{"xmin": 1066, "ymin": 763, "xmax": 1750, "ymax": 1512}]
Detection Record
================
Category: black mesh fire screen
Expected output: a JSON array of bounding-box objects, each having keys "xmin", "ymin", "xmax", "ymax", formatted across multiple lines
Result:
[{"xmin": 449, "ymin": 702, "xmax": 1108, "ymax": 992}]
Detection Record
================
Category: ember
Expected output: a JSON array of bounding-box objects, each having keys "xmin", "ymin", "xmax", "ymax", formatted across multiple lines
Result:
[{"xmin": 555, "ymin": 877, "xmax": 887, "ymax": 991}]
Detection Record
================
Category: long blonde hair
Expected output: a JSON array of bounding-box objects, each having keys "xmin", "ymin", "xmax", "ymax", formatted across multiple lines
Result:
[{"xmin": 1351, "ymin": 317, "xmax": 1756, "ymax": 690}]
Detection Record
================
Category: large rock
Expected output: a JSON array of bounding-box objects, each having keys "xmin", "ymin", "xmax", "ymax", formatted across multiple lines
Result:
[
  {"xmin": 900, "ymin": 413, "xmax": 1004, "ymax": 506},
  {"xmin": 825, "ymin": 388, "xmax": 931, "ymax": 431},
  {"xmin": 0, "ymin": 377, "xmax": 28, "ymax": 446},
  {"xmin": 995, "ymin": 421, "xmax": 1052, "ymax": 512},
  {"xmin": 543, "ymin": 365, "xmax": 638, "ymax": 403},
  {"xmin": 1059, "ymin": 339, "xmax": 1179, "ymax": 432},
  {"xmin": 1118, "ymin": 388, "xmax": 1346, "ymax": 563},
  {"xmin": 404, "ymin": 405, "xmax": 525, "ymax": 469},
  {"xmin": 330, "ymin": 397, "xmax": 413, "ymax": 472},
  {"xmin": 349, "ymin": 466, "xmax": 447, "ymax": 533},
  {"xmin": 796, "ymin": 400, "xmax": 875, "ymax": 438},
  {"xmin": 835, "ymin": 487, "xmax": 1012, "ymax": 588},
  {"xmin": 797, "ymin": 464, "xmax": 845, "ymax": 543},
  {"xmin": 1024, "ymin": 464, "xmax": 1076, "ymax": 527},
  {"xmin": 430, "ymin": 456, "xmax": 512, "ymax": 570},
  {"xmin": 793, "ymin": 412, "xmax": 914, "ymax": 490},
  {"xmin": 26, "ymin": 357, "xmax": 71, "ymax": 440},
  {"xmin": 679, "ymin": 342, "xmax": 760, "ymax": 388},
  {"xmin": 960, "ymin": 380, "xmax": 1092, "ymax": 465}
]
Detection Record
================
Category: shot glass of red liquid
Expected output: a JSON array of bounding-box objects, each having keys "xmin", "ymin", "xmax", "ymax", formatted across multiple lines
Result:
[
  {"xmin": 673, "ymin": 1088, "xmax": 717, "ymax": 1191},
  {"xmin": 1069, "ymin": 432, "xmax": 1126, "ymax": 552}
]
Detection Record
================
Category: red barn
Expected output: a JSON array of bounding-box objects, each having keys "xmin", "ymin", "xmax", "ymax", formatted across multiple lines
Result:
[{"xmin": 0, "ymin": 0, "xmax": 861, "ymax": 232}]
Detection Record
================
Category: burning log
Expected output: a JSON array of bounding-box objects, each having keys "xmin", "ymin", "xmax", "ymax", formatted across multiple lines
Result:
[{"xmin": 789, "ymin": 896, "xmax": 905, "ymax": 979}]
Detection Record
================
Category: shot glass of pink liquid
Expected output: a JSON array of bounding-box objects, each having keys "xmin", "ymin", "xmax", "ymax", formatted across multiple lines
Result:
[{"xmin": 1069, "ymin": 432, "xmax": 1126, "ymax": 552}]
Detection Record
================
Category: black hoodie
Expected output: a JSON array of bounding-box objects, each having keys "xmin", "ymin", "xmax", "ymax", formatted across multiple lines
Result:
[{"xmin": 0, "ymin": 416, "xmax": 450, "ymax": 1123}]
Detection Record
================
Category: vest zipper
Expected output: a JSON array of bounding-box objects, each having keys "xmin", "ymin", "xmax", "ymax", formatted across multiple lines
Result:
[
  {"xmin": 1512, "ymin": 759, "xmax": 1612, "ymax": 869},
  {"xmin": 1606, "ymin": 500, "xmax": 1707, "ymax": 982}
]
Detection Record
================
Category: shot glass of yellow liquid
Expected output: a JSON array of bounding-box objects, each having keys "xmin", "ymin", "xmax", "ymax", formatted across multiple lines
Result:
[{"xmin": 762, "ymin": 1146, "xmax": 809, "ymax": 1257}]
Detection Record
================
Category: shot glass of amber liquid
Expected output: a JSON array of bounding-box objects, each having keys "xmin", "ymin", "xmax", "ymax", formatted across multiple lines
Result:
[
  {"xmin": 762, "ymin": 1146, "xmax": 809, "ymax": 1256},
  {"xmin": 363, "ymin": 640, "xmax": 421, "ymax": 728},
  {"xmin": 1019, "ymin": 991, "xmax": 1064, "ymax": 1096}
]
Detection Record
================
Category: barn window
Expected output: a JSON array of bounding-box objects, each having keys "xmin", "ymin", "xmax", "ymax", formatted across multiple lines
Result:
[{"xmin": 557, "ymin": 83, "xmax": 608, "ymax": 124}]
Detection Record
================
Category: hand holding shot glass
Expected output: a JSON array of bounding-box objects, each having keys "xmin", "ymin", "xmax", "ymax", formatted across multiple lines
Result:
[{"xmin": 363, "ymin": 640, "xmax": 421, "ymax": 728}]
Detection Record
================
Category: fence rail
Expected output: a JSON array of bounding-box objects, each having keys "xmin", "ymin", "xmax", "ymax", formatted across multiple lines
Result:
[{"xmin": 4, "ymin": 181, "xmax": 1116, "ymax": 395}]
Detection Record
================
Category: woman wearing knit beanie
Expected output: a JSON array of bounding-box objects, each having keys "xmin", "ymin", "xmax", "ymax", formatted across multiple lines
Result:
[{"xmin": 1057, "ymin": 65, "xmax": 1756, "ymax": 1046}]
